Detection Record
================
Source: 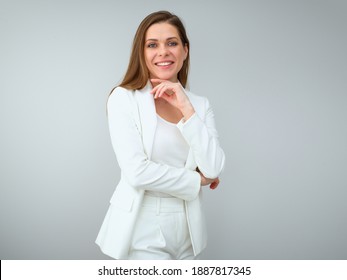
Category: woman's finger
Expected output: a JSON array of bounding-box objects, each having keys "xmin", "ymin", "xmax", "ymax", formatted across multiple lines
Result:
[
  {"xmin": 151, "ymin": 79, "xmax": 178, "ymax": 93},
  {"xmin": 154, "ymin": 84, "xmax": 175, "ymax": 99},
  {"xmin": 210, "ymin": 178, "xmax": 220, "ymax": 189},
  {"xmin": 157, "ymin": 84, "xmax": 168, "ymax": 98},
  {"xmin": 210, "ymin": 180, "xmax": 220, "ymax": 190},
  {"xmin": 154, "ymin": 83, "xmax": 166, "ymax": 98}
]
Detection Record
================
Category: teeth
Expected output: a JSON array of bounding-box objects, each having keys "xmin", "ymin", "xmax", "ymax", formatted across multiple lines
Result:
[{"xmin": 156, "ymin": 62, "xmax": 172, "ymax": 66}]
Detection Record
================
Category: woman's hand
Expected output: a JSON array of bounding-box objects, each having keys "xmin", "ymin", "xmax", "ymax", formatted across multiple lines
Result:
[
  {"xmin": 150, "ymin": 79, "xmax": 195, "ymax": 120},
  {"xmin": 199, "ymin": 171, "xmax": 220, "ymax": 190}
]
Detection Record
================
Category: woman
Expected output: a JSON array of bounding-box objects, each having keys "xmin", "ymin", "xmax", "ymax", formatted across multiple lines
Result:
[{"xmin": 96, "ymin": 11, "xmax": 225, "ymax": 260}]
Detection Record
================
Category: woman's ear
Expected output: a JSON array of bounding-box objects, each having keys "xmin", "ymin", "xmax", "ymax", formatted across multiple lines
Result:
[{"xmin": 184, "ymin": 44, "xmax": 188, "ymax": 60}]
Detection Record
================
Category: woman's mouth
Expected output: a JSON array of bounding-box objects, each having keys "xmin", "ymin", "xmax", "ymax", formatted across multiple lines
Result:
[{"xmin": 155, "ymin": 61, "xmax": 174, "ymax": 66}]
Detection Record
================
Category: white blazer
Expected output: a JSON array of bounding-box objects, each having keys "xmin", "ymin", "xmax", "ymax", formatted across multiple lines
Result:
[{"xmin": 95, "ymin": 82, "xmax": 225, "ymax": 259}]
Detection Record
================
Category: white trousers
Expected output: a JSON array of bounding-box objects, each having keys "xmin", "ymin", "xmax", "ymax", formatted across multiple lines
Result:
[{"xmin": 128, "ymin": 195, "xmax": 197, "ymax": 260}]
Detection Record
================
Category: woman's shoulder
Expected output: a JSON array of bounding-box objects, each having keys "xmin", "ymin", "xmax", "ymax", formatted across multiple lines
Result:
[
  {"xmin": 108, "ymin": 86, "xmax": 134, "ymax": 100},
  {"xmin": 109, "ymin": 86, "xmax": 133, "ymax": 97},
  {"xmin": 107, "ymin": 86, "xmax": 135, "ymax": 110}
]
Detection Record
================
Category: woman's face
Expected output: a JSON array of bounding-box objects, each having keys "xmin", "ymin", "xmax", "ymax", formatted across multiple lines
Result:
[{"xmin": 144, "ymin": 22, "xmax": 188, "ymax": 83}]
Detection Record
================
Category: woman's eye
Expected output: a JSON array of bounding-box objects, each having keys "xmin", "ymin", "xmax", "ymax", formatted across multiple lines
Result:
[
  {"xmin": 168, "ymin": 41, "xmax": 178, "ymax": 46},
  {"xmin": 147, "ymin": 43, "xmax": 157, "ymax": 48}
]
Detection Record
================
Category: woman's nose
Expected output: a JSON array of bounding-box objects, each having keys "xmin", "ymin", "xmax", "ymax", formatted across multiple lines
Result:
[{"xmin": 158, "ymin": 44, "xmax": 169, "ymax": 56}]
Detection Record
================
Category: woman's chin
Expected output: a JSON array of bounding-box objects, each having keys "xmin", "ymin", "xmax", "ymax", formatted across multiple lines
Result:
[{"xmin": 151, "ymin": 73, "xmax": 177, "ymax": 82}]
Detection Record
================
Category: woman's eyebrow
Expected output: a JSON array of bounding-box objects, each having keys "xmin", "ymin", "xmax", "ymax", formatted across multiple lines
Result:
[
  {"xmin": 145, "ymin": 37, "xmax": 179, "ymax": 42},
  {"xmin": 166, "ymin": 37, "xmax": 179, "ymax": 40}
]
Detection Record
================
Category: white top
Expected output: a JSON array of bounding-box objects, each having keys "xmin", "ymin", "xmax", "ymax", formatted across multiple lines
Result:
[{"xmin": 145, "ymin": 114, "xmax": 190, "ymax": 197}]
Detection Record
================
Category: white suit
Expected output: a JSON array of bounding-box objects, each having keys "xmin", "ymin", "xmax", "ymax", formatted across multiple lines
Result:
[{"xmin": 95, "ymin": 82, "xmax": 225, "ymax": 259}]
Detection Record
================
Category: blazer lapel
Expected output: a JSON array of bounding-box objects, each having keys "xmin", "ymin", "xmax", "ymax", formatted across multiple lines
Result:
[
  {"xmin": 134, "ymin": 82, "xmax": 157, "ymax": 158},
  {"xmin": 183, "ymin": 92, "xmax": 201, "ymax": 171}
]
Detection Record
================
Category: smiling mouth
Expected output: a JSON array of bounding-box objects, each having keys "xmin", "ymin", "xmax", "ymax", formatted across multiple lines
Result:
[{"xmin": 155, "ymin": 61, "xmax": 174, "ymax": 66}]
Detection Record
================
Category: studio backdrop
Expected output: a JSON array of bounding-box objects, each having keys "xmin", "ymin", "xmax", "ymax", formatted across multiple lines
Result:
[{"xmin": 1, "ymin": 0, "xmax": 347, "ymax": 259}]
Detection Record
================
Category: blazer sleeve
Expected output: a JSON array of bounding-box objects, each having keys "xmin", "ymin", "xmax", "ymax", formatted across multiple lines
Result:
[
  {"xmin": 177, "ymin": 96, "xmax": 225, "ymax": 179},
  {"xmin": 107, "ymin": 88, "xmax": 201, "ymax": 201}
]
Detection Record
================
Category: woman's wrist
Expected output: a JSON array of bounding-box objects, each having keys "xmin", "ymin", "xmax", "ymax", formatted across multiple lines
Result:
[{"xmin": 180, "ymin": 103, "xmax": 195, "ymax": 121}]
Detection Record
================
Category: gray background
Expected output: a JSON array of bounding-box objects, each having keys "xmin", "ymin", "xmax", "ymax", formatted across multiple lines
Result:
[{"xmin": 1, "ymin": 0, "xmax": 346, "ymax": 259}]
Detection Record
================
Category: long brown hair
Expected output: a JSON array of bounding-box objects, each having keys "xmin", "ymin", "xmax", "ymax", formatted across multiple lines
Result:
[{"xmin": 118, "ymin": 11, "xmax": 190, "ymax": 91}]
